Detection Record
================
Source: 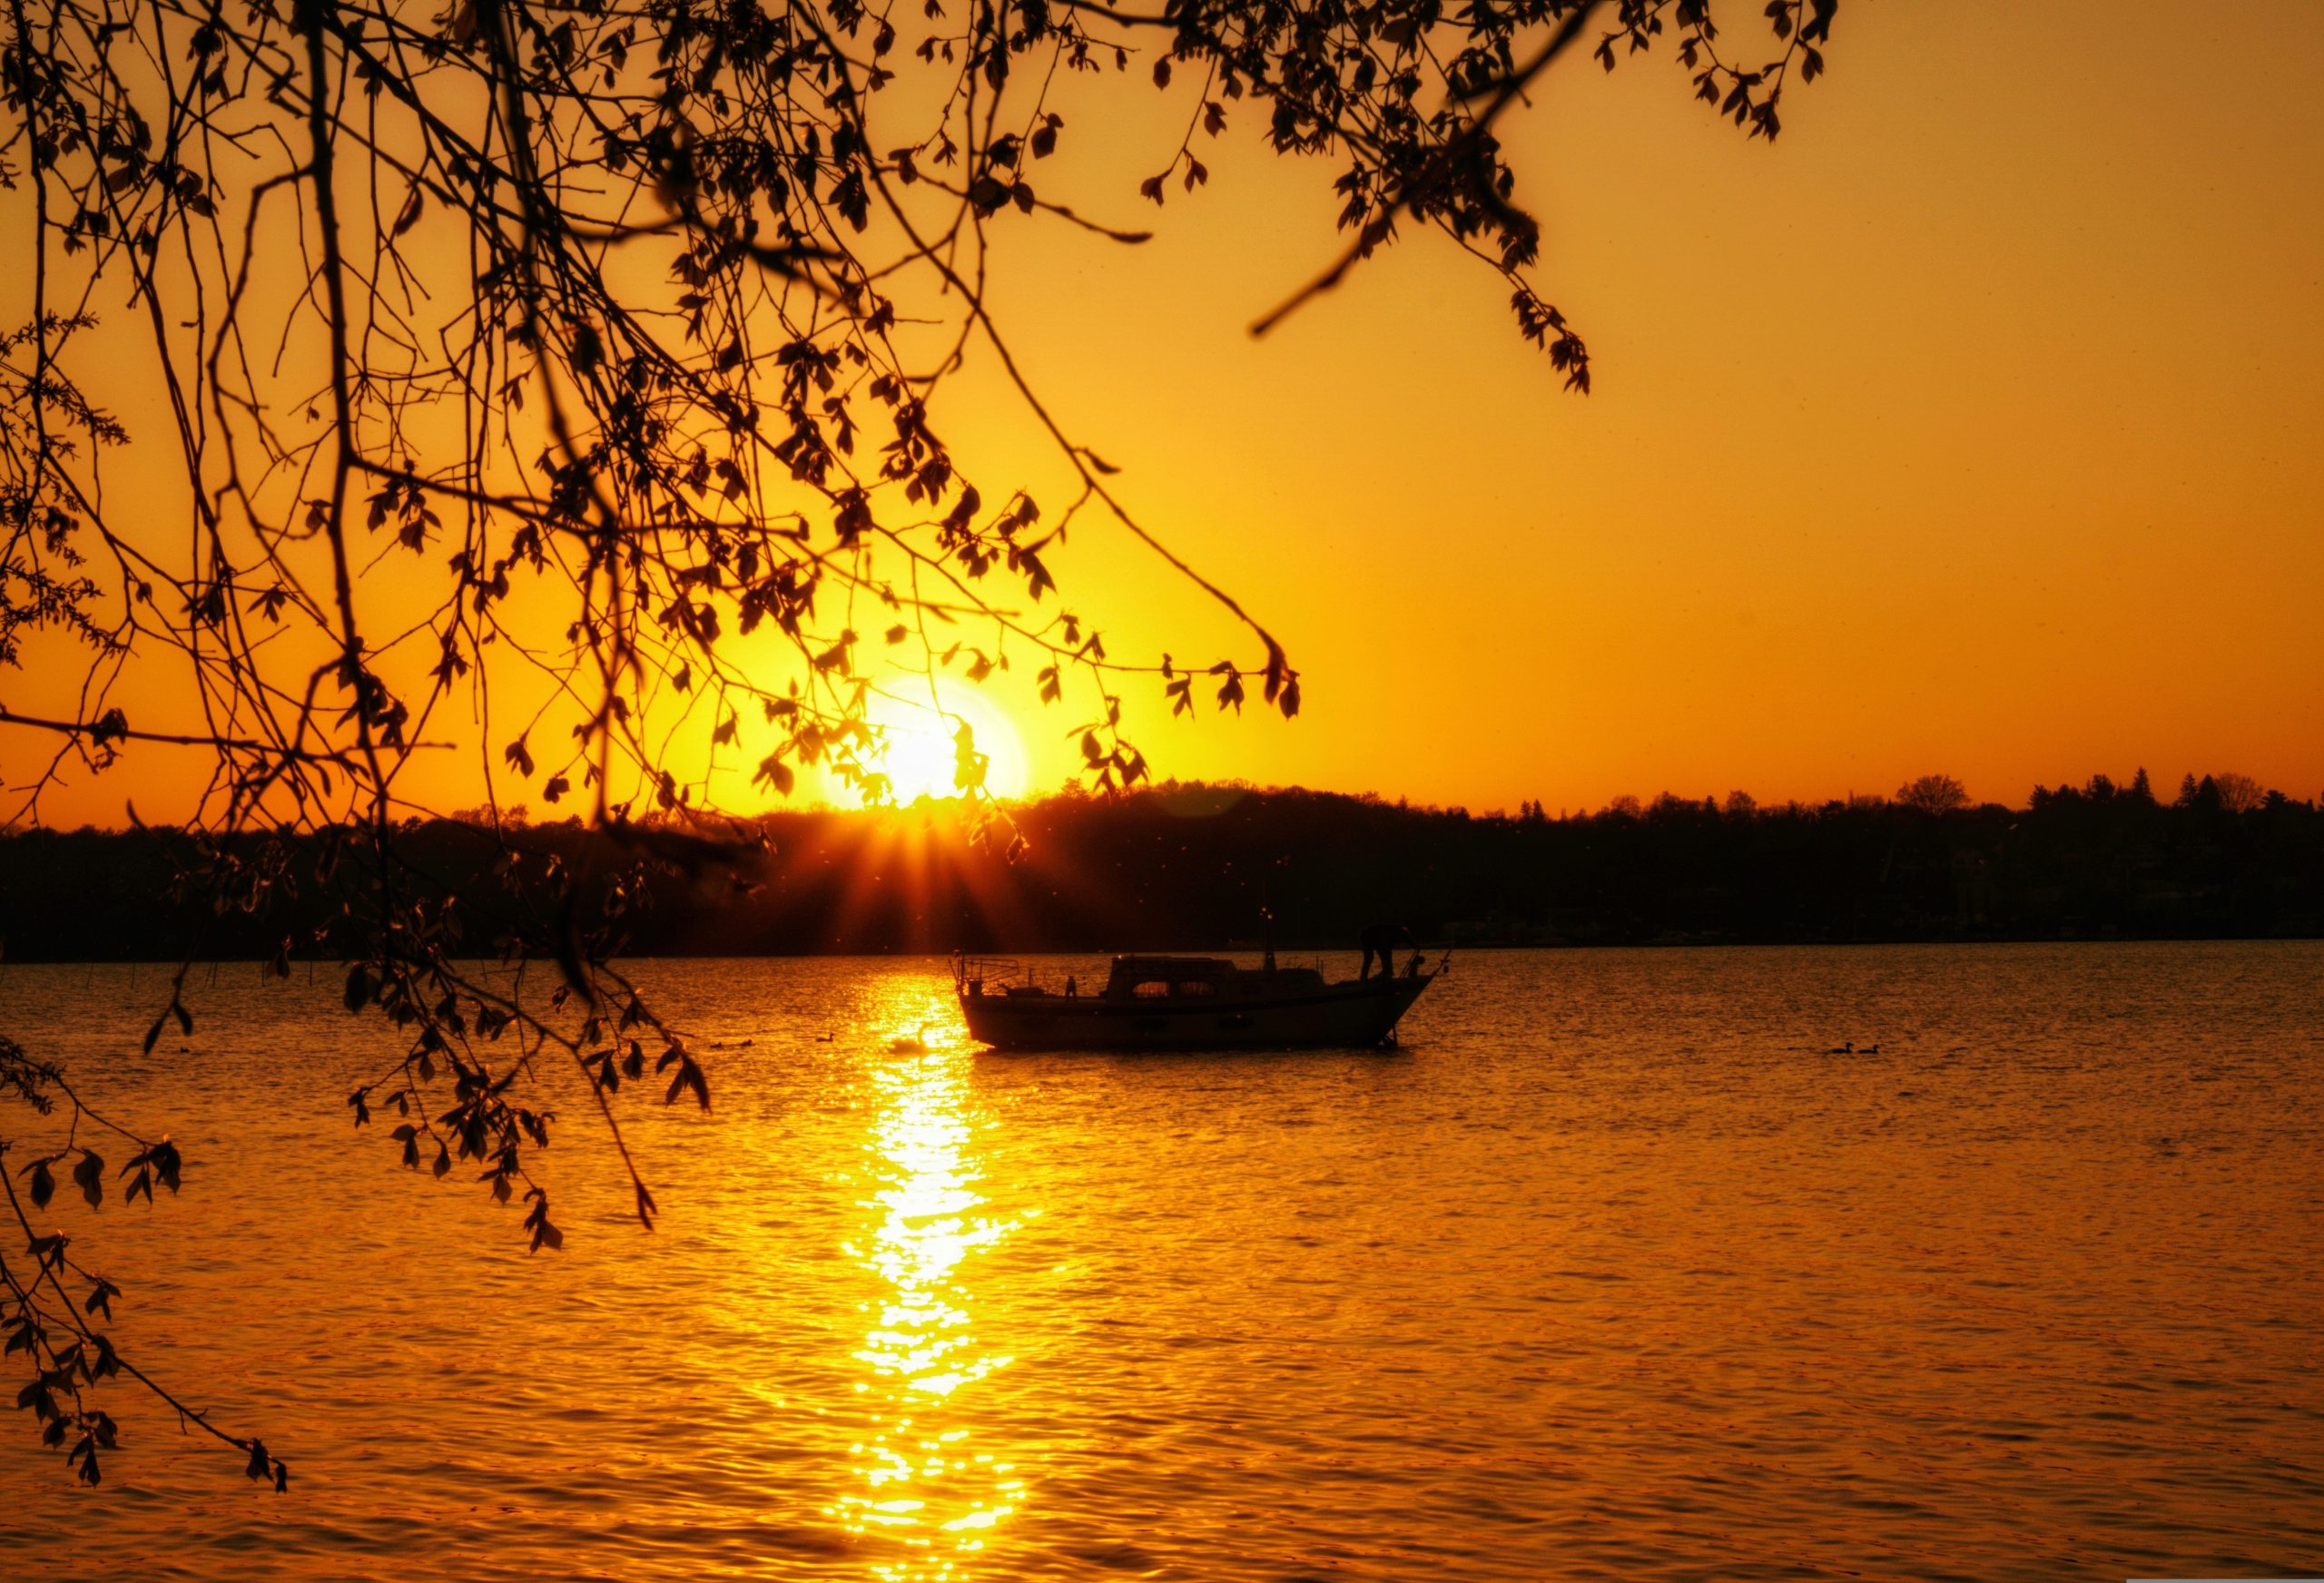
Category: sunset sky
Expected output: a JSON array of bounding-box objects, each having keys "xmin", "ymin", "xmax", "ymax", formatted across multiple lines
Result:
[{"xmin": 7, "ymin": 0, "xmax": 2321, "ymax": 825}]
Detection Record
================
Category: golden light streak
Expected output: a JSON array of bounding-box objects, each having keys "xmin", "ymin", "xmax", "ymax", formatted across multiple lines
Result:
[{"xmin": 832, "ymin": 982, "xmax": 1020, "ymax": 1578}]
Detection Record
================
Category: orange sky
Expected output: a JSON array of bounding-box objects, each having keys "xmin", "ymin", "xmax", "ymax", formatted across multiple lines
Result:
[{"xmin": 6, "ymin": 0, "xmax": 2321, "ymax": 824}]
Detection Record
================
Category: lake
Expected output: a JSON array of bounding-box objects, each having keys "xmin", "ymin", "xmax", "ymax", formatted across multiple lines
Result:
[{"xmin": 2, "ymin": 943, "xmax": 2320, "ymax": 1579}]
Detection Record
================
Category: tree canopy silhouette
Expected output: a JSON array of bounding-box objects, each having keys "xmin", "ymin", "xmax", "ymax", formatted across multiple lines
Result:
[
  {"xmin": 1897, "ymin": 773, "xmax": 1967, "ymax": 816},
  {"xmin": 0, "ymin": 0, "xmax": 1840, "ymax": 1486}
]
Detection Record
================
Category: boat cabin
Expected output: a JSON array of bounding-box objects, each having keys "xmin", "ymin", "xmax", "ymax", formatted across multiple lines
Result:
[
  {"xmin": 1106, "ymin": 956, "xmax": 1229, "ymax": 999},
  {"xmin": 955, "ymin": 952, "xmax": 1333, "ymax": 1003},
  {"xmin": 1102, "ymin": 956, "xmax": 1326, "ymax": 999}
]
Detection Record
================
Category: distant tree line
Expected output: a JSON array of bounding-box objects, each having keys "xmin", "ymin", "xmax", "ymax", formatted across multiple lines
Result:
[{"xmin": 3, "ymin": 771, "xmax": 2317, "ymax": 961}]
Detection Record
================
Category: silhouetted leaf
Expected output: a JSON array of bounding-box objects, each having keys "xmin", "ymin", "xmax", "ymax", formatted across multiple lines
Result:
[{"xmin": 663, "ymin": 1050, "xmax": 711, "ymax": 1111}]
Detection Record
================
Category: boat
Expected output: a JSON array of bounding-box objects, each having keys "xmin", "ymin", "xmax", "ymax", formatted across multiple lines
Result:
[{"xmin": 951, "ymin": 950, "xmax": 1442, "ymax": 1052}]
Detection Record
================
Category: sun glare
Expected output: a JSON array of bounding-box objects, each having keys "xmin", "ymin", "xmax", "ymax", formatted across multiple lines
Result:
[{"xmin": 862, "ymin": 681, "xmax": 1029, "ymax": 805}]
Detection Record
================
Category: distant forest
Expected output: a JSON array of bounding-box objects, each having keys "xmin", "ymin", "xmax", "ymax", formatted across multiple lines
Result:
[{"xmin": 2, "ymin": 772, "xmax": 2319, "ymax": 961}]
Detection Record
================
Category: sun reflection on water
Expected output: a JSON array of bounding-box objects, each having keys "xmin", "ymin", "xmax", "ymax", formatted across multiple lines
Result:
[{"xmin": 835, "ymin": 985, "xmax": 1021, "ymax": 1578}]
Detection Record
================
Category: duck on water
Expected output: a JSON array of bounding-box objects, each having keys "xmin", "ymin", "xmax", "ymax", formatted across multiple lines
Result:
[{"xmin": 952, "ymin": 929, "xmax": 1444, "ymax": 1053}]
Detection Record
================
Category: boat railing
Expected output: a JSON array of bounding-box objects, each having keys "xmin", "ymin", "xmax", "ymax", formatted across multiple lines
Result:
[{"xmin": 952, "ymin": 953, "xmax": 1025, "ymax": 994}]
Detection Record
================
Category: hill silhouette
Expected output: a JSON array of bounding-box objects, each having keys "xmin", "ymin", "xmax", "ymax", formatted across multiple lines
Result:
[{"xmin": 2, "ymin": 772, "xmax": 2318, "ymax": 963}]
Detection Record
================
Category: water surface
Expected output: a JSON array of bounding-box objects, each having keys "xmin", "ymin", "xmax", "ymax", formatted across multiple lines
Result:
[{"xmin": 1, "ymin": 944, "xmax": 2319, "ymax": 1579}]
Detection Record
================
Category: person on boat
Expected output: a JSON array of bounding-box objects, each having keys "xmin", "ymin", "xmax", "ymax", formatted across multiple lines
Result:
[
  {"xmin": 1406, "ymin": 950, "xmax": 1425, "ymax": 978},
  {"xmin": 1064, "ymin": 974, "xmax": 1078, "ymax": 998},
  {"xmin": 1360, "ymin": 922, "xmax": 1415, "ymax": 981}
]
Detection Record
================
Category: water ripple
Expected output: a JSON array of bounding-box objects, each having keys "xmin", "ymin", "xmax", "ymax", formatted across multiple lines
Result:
[{"xmin": 0, "ymin": 943, "xmax": 2319, "ymax": 1579}]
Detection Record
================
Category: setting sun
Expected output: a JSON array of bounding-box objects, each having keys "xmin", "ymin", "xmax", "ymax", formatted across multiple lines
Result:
[{"xmin": 862, "ymin": 682, "xmax": 1032, "ymax": 806}]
